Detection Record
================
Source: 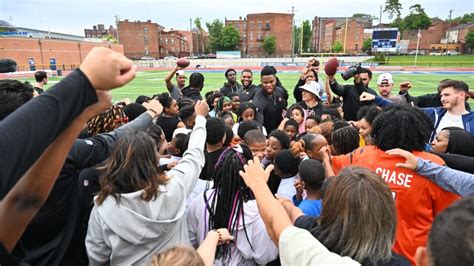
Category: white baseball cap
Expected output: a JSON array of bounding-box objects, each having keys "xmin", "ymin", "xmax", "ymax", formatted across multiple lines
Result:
[
  {"xmin": 377, "ymin": 73, "xmax": 394, "ymax": 85},
  {"xmin": 299, "ymin": 81, "xmax": 324, "ymax": 100},
  {"xmin": 176, "ymin": 70, "xmax": 186, "ymax": 77}
]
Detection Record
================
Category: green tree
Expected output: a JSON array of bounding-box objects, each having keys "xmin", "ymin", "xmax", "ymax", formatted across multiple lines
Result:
[
  {"xmin": 391, "ymin": 16, "xmax": 405, "ymax": 33},
  {"xmin": 194, "ymin": 17, "xmax": 206, "ymax": 53},
  {"xmin": 465, "ymin": 30, "xmax": 474, "ymax": 53},
  {"xmin": 102, "ymin": 34, "xmax": 118, "ymax": 44},
  {"xmin": 384, "ymin": 0, "xmax": 403, "ymax": 20},
  {"xmin": 403, "ymin": 4, "xmax": 431, "ymax": 30},
  {"xmin": 363, "ymin": 38, "xmax": 372, "ymax": 53},
  {"xmin": 205, "ymin": 19, "xmax": 224, "ymax": 52},
  {"xmin": 220, "ymin": 25, "xmax": 240, "ymax": 51},
  {"xmin": 262, "ymin": 35, "xmax": 276, "ymax": 56},
  {"xmin": 302, "ymin": 20, "xmax": 312, "ymax": 52},
  {"xmin": 293, "ymin": 25, "xmax": 301, "ymax": 54},
  {"xmin": 332, "ymin": 41, "xmax": 343, "ymax": 53}
]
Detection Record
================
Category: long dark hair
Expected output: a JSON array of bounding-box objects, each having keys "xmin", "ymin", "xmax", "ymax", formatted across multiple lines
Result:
[
  {"xmin": 96, "ymin": 131, "xmax": 167, "ymax": 205},
  {"xmin": 204, "ymin": 145, "xmax": 254, "ymax": 261}
]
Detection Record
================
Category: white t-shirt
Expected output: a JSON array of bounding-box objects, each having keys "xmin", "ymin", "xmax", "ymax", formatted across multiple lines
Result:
[
  {"xmin": 436, "ymin": 111, "xmax": 467, "ymax": 134},
  {"xmin": 276, "ymin": 176, "xmax": 297, "ymax": 200}
]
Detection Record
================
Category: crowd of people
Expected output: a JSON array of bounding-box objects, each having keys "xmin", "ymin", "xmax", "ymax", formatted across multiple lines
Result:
[{"xmin": 0, "ymin": 47, "xmax": 473, "ymax": 266}]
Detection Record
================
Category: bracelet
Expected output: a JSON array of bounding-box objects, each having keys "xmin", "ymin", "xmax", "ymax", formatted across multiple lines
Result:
[
  {"xmin": 214, "ymin": 229, "xmax": 222, "ymax": 242},
  {"xmin": 147, "ymin": 109, "xmax": 159, "ymax": 116}
]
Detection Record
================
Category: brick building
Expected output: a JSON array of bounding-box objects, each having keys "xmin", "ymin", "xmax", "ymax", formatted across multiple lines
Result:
[
  {"xmin": 226, "ymin": 13, "xmax": 293, "ymax": 57},
  {"xmin": 0, "ymin": 37, "xmax": 123, "ymax": 71},
  {"xmin": 313, "ymin": 17, "xmax": 347, "ymax": 52},
  {"xmin": 401, "ymin": 20, "xmax": 449, "ymax": 53},
  {"xmin": 313, "ymin": 16, "xmax": 372, "ymax": 53},
  {"xmin": 84, "ymin": 24, "xmax": 118, "ymax": 39},
  {"xmin": 160, "ymin": 30, "xmax": 188, "ymax": 57},
  {"xmin": 117, "ymin": 19, "xmax": 164, "ymax": 59}
]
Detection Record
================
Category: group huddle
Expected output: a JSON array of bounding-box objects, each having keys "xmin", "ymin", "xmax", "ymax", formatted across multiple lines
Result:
[{"xmin": 0, "ymin": 47, "xmax": 473, "ymax": 266}]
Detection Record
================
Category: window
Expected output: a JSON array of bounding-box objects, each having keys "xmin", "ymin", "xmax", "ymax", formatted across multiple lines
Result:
[
  {"xmin": 144, "ymin": 36, "xmax": 148, "ymax": 45},
  {"xmin": 250, "ymin": 33, "xmax": 254, "ymax": 41},
  {"xmin": 355, "ymin": 43, "xmax": 359, "ymax": 50},
  {"xmin": 144, "ymin": 47, "xmax": 149, "ymax": 55},
  {"xmin": 243, "ymin": 33, "xmax": 247, "ymax": 40},
  {"xmin": 258, "ymin": 21, "xmax": 262, "ymax": 29},
  {"xmin": 165, "ymin": 39, "xmax": 169, "ymax": 45},
  {"xmin": 258, "ymin": 33, "xmax": 262, "ymax": 40},
  {"xmin": 257, "ymin": 43, "xmax": 262, "ymax": 48},
  {"xmin": 243, "ymin": 23, "xmax": 247, "ymax": 30},
  {"xmin": 171, "ymin": 39, "xmax": 175, "ymax": 44},
  {"xmin": 250, "ymin": 21, "xmax": 255, "ymax": 30},
  {"xmin": 144, "ymin": 27, "xmax": 148, "ymax": 34},
  {"xmin": 265, "ymin": 21, "xmax": 270, "ymax": 29},
  {"xmin": 355, "ymin": 33, "xmax": 359, "ymax": 40}
]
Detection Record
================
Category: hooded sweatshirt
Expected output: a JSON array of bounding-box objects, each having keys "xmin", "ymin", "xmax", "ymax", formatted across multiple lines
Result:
[
  {"xmin": 85, "ymin": 115, "xmax": 206, "ymax": 265},
  {"xmin": 187, "ymin": 189, "xmax": 279, "ymax": 266}
]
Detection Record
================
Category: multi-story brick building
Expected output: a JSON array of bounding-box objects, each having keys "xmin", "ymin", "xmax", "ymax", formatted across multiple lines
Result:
[
  {"xmin": 117, "ymin": 19, "xmax": 164, "ymax": 59},
  {"xmin": 226, "ymin": 13, "xmax": 293, "ymax": 57},
  {"xmin": 84, "ymin": 24, "xmax": 118, "ymax": 39},
  {"xmin": 160, "ymin": 30, "xmax": 188, "ymax": 57},
  {"xmin": 402, "ymin": 20, "xmax": 449, "ymax": 53},
  {"xmin": 313, "ymin": 16, "xmax": 372, "ymax": 53}
]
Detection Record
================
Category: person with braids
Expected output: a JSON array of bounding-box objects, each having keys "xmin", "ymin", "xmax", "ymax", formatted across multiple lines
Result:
[
  {"xmin": 326, "ymin": 104, "xmax": 460, "ymax": 264},
  {"xmin": 156, "ymin": 92, "xmax": 181, "ymax": 142},
  {"xmin": 330, "ymin": 126, "xmax": 360, "ymax": 155},
  {"xmin": 86, "ymin": 104, "xmax": 128, "ymax": 136},
  {"xmin": 356, "ymin": 105, "xmax": 381, "ymax": 145},
  {"xmin": 187, "ymin": 144, "xmax": 279, "ymax": 265},
  {"xmin": 181, "ymin": 72, "xmax": 205, "ymax": 101},
  {"xmin": 86, "ymin": 100, "xmax": 209, "ymax": 265}
]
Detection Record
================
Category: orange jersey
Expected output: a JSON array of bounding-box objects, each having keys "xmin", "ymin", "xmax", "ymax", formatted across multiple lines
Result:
[{"xmin": 331, "ymin": 145, "xmax": 460, "ymax": 265}]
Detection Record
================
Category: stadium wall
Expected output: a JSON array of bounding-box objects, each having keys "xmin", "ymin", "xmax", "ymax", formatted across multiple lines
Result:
[{"xmin": 0, "ymin": 37, "xmax": 124, "ymax": 71}]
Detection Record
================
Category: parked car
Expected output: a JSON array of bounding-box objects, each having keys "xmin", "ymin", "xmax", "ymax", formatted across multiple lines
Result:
[
  {"xmin": 443, "ymin": 51, "xmax": 460, "ymax": 55},
  {"xmin": 140, "ymin": 56, "xmax": 155, "ymax": 60},
  {"xmin": 429, "ymin": 52, "xmax": 442, "ymax": 56},
  {"xmin": 164, "ymin": 56, "xmax": 178, "ymax": 60}
]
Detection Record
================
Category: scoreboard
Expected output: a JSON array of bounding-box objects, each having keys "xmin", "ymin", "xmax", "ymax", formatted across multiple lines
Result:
[{"xmin": 372, "ymin": 28, "xmax": 399, "ymax": 53}]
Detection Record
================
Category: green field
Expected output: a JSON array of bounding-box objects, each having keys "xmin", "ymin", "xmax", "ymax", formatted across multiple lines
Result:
[
  {"xmin": 367, "ymin": 55, "xmax": 474, "ymax": 67},
  {"xmin": 25, "ymin": 70, "xmax": 474, "ymax": 105}
]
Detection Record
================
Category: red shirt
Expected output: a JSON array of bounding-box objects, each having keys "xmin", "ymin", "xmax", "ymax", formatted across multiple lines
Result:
[{"xmin": 331, "ymin": 145, "xmax": 460, "ymax": 265}]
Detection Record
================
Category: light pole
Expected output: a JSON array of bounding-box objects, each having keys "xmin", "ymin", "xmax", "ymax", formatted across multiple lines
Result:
[{"xmin": 291, "ymin": 6, "xmax": 295, "ymax": 63}]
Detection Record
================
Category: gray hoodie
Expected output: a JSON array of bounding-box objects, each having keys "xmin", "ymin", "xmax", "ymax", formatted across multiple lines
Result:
[{"xmin": 86, "ymin": 115, "xmax": 206, "ymax": 265}]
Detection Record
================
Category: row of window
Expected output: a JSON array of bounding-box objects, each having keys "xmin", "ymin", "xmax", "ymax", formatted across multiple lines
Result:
[{"xmin": 230, "ymin": 21, "xmax": 271, "ymax": 30}]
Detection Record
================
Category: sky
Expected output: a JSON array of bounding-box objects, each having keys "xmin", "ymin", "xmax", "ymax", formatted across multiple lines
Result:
[{"xmin": 1, "ymin": 0, "xmax": 472, "ymax": 36}]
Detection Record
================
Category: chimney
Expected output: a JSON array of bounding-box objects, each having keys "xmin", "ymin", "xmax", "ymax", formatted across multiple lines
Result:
[
  {"xmin": 147, "ymin": 19, "xmax": 151, "ymax": 23},
  {"xmin": 239, "ymin": 16, "xmax": 242, "ymax": 20}
]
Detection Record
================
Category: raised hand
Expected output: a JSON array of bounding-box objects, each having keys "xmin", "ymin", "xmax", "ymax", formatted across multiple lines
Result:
[
  {"xmin": 143, "ymin": 99, "xmax": 164, "ymax": 117},
  {"xmin": 239, "ymin": 156, "xmax": 274, "ymax": 189},
  {"xmin": 360, "ymin": 92, "xmax": 375, "ymax": 102},
  {"xmin": 80, "ymin": 47, "xmax": 137, "ymax": 91},
  {"xmin": 195, "ymin": 100, "xmax": 210, "ymax": 117}
]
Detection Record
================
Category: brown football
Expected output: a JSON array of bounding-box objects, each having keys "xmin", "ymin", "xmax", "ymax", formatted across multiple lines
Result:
[
  {"xmin": 324, "ymin": 57, "xmax": 339, "ymax": 76},
  {"xmin": 177, "ymin": 57, "xmax": 190, "ymax": 68}
]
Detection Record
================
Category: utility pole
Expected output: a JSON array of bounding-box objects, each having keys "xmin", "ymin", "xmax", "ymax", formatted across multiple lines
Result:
[
  {"xmin": 114, "ymin": 15, "xmax": 120, "ymax": 43},
  {"xmin": 343, "ymin": 17, "xmax": 349, "ymax": 54},
  {"xmin": 446, "ymin": 9, "xmax": 453, "ymax": 53},
  {"xmin": 379, "ymin": 5, "xmax": 382, "ymax": 27},
  {"xmin": 291, "ymin": 6, "xmax": 295, "ymax": 63}
]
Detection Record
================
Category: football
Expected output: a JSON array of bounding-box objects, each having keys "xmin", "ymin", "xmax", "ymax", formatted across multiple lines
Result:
[
  {"xmin": 177, "ymin": 57, "xmax": 190, "ymax": 68},
  {"xmin": 324, "ymin": 57, "xmax": 339, "ymax": 76}
]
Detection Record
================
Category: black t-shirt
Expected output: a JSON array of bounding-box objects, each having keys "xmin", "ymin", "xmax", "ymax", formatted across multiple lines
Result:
[
  {"xmin": 156, "ymin": 115, "xmax": 180, "ymax": 142},
  {"xmin": 329, "ymin": 80, "xmax": 377, "ymax": 121},
  {"xmin": 34, "ymin": 87, "xmax": 44, "ymax": 94},
  {"xmin": 298, "ymin": 101, "xmax": 325, "ymax": 117},
  {"xmin": 199, "ymin": 148, "xmax": 225, "ymax": 181}
]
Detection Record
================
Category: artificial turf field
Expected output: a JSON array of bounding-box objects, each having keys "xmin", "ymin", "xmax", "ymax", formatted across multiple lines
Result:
[{"xmin": 32, "ymin": 70, "xmax": 474, "ymax": 105}]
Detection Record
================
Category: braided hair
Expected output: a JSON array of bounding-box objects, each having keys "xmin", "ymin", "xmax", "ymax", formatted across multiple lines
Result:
[
  {"xmin": 87, "ymin": 105, "xmax": 127, "ymax": 136},
  {"xmin": 204, "ymin": 145, "xmax": 254, "ymax": 262}
]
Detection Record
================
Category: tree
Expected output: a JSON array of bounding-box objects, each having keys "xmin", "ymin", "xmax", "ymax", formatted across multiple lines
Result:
[
  {"xmin": 332, "ymin": 41, "xmax": 343, "ymax": 53},
  {"xmin": 302, "ymin": 20, "xmax": 312, "ymax": 52},
  {"xmin": 205, "ymin": 19, "xmax": 224, "ymax": 52},
  {"xmin": 262, "ymin": 35, "xmax": 276, "ymax": 56},
  {"xmin": 102, "ymin": 34, "xmax": 118, "ymax": 44},
  {"xmin": 403, "ymin": 4, "xmax": 431, "ymax": 30},
  {"xmin": 384, "ymin": 0, "xmax": 403, "ymax": 20},
  {"xmin": 466, "ymin": 30, "xmax": 474, "ymax": 53},
  {"xmin": 363, "ymin": 38, "xmax": 372, "ymax": 53},
  {"xmin": 293, "ymin": 25, "xmax": 301, "ymax": 54},
  {"xmin": 194, "ymin": 17, "xmax": 205, "ymax": 54},
  {"xmin": 220, "ymin": 25, "xmax": 240, "ymax": 51}
]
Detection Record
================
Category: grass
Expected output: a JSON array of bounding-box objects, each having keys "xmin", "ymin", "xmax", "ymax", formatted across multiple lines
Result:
[
  {"xmin": 366, "ymin": 55, "xmax": 474, "ymax": 67},
  {"xmin": 26, "ymin": 70, "xmax": 474, "ymax": 105}
]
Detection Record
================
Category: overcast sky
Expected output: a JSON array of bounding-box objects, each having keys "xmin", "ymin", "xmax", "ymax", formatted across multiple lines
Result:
[{"xmin": 1, "ymin": 0, "xmax": 472, "ymax": 36}]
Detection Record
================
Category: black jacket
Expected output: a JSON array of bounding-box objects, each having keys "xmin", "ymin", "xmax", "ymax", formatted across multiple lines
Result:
[
  {"xmin": 181, "ymin": 86, "xmax": 202, "ymax": 101},
  {"xmin": 220, "ymin": 82, "xmax": 242, "ymax": 97},
  {"xmin": 329, "ymin": 79, "xmax": 377, "ymax": 121},
  {"xmin": 237, "ymin": 84, "xmax": 259, "ymax": 103},
  {"xmin": 253, "ymin": 86, "xmax": 288, "ymax": 132},
  {"xmin": 19, "ymin": 113, "xmax": 153, "ymax": 266}
]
